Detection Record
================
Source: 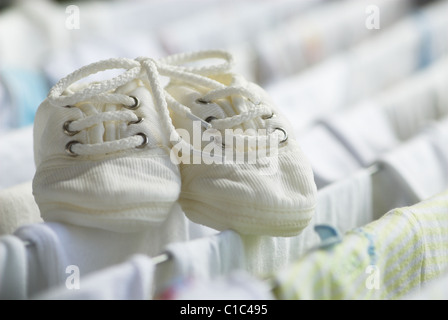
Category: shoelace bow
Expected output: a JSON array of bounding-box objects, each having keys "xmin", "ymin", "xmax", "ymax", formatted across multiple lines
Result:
[{"xmin": 48, "ymin": 50, "xmax": 284, "ymax": 157}]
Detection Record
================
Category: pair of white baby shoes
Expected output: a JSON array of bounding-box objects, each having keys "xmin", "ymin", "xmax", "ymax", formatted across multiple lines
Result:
[{"xmin": 32, "ymin": 50, "xmax": 316, "ymax": 237}]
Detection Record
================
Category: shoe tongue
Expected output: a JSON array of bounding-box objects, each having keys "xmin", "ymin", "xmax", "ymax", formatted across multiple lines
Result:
[
  {"xmin": 166, "ymin": 74, "xmax": 253, "ymax": 130},
  {"xmin": 64, "ymin": 80, "xmax": 141, "ymax": 144}
]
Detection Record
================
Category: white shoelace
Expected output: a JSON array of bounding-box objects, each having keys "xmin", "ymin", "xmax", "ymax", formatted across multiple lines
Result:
[{"xmin": 48, "ymin": 50, "xmax": 284, "ymax": 157}]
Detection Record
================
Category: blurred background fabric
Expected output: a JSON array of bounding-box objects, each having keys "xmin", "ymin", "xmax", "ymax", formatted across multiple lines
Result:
[
  {"xmin": 0, "ymin": 0, "xmax": 446, "ymax": 191},
  {"xmin": 2, "ymin": 0, "xmax": 448, "ymax": 301}
]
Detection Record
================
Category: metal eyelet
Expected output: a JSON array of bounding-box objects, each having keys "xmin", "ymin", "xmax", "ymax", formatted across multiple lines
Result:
[
  {"xmin": 128, "ymin": 116, "xmax": 144, "ymax": 125},
  {"xmin": 135, "ymin": 132, "xmax": 149, "ymax": 149},
  {"xmin": 203, "ymin": 117, "xmax": 224, "ymax": 148},
  {"xmin": 274, "ymin": 127, "xmax": 288, "ymax": 144},
  {"xmin": 196, "ymin": 98, "xmax": 211, "ymax": 105},
  {"xmin": 205, "ymin": 116, "xmax": 217, "ymax": 123},
  {"xmin": 65, "ymin": 141, "xmax": 80, "ymax": 157},
  {"xmin": 63, "ymin": 120, "xmax": 80, "ymax": 136},
  {"xmin": 211, "ymin": 136, "xmax": 225, "ymax": 150},
  {"xmin": 124, "ymin": 96, "xmax": 140, "ymax": 110},
  {"xmin": 261, "ymin": 112, "xmax": 275, "ymax": 120}
]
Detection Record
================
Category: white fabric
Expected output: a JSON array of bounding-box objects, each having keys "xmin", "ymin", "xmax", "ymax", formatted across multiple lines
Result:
[
  {"xmin": 256, "ymin": 0, "xmax": 412, "ymax": 83},
  {"xmin": 3, "ymin": 0, "xmax": 448, "ymax": 302},
  {"xmin": 312, "ymin": 169, "xmax": 373, "ymax": 242},
  {"xmin": 372, "ymin": 117, "xmax": 448, "ymax": 219},
  {"xmin": 34, "ymin": 59, "xmax": 182, "ymax": 232},
  {"xmin": 0, "ymin": 235, "xmax": 27, "ymax": 300},
  {"xmin": 36, "ymin": 50, "xmax": 269, "ymax": 234},
  {"xmin": 381, "ymin": 55, "xmax": 448, "ymax": 141},
  {"xmin": 297, "ymin": 124, "xmax": 360, "ymax": 189},
  {"xmin": 13, "ymin": 205, "xmax": 216, "ymax": 299},
  {"xmin": 0, "ymin": 0, "xmax": 57, "ymax": 69},
  {"xmin": 3, "ymin": 0, "xmax": 191, "ymax": 84},
  {"xmin": 165, "ymin": 270, "xmax": 274, "ymax": 300},
  {"xmin": 321, "ymin": 102, "xmax": 399, "ymax": 167},
  {"xmin": 226, "ymin": 42, "xmax": 259, "ymax": 83},
  {"xmin": 239, "ymin": 168, "xmax": 374, "ymax": 277},
  {"xmin": 429, "ymin": 117, "xmax": 448, "ymax": 166},
  {"xmin": 0, "ymin": 82, "xmax": 11, "ymax": 133},
  {"xmin": 319, "ymin": 54, "xmax": 448, "ymax": 169},
  {"xmin": 346, "ymin": 0, "xmax": 448, "ymax": 103},
  {"xmin": 154, "ymin": 230, "xmax": 246, "ymax": 296},
  {"xmin": 33, "ymin": 50, "xmax": 317, "ymax": 236},
  {"xmin": 14, "ymin": 223, "xmax": 69, "ymax": 299},
  {"xmin": 403, "ymin": 269, "xmax": 448, "ymax": 300},
  {"xmin": 43, "ymin": 35, "xmax": 164, "ymax": 87},
  {"xmin": 158, "ymin": 0, "xmax": 322, "ymax": 55},
  {"xmin": 165, "ymin": 52, "xmax": 317, "ymax": 237},
  {"xmin": 156, "ymin": 0, "xmax": 322, "ymax": 82},
  {"xmin": 0, "ymin": 125, "xmax": 35, "ymax": 190},
  {"xmin": 266, "ymin": 57, "xmax": 350, "ymax": 136},
  {"xmin": 265, "ymin": 0, "xmax": 448, "ymax": 134},
  {"xmin": 435, "ymin": 64, "xmax": 448, "ymax": 116},
  {"xmin": 383, "ymin": 124, "xmax": 448, "ymax": 202},
  {"xmin": 0, "ymin": 181, "xmax": 42, "ymax": 236},
  {"xmin": 34, "ymin": 254, "xmax": 155, "ymax": 300}
]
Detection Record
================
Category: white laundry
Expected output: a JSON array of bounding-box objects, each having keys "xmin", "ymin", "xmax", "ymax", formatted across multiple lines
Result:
[
  {"xmin": 0, "ymin": 81, "xmax": 10, "ymax": 132},
  {"xmin": 0, "ymin": 0, "xmax": 57, "ymax": 69},
  {"xmin": 313, "ymin": 168, "xmax": 374, "ymax": 239},
  {"xmin": 158, "ymin": 0, "xmax": 323, "ymax": 55},
  {"xmin": 320, "ymin": 102, "xmax": 399, "ymax": 167},
  {"xmin": 34, "ymin": 254, "xmax": 155, "ymax": 300},
  {"xmin": 266, "ymin": 57, "xmax": 350, "ymax": 136},
  {"xmin": 427, "ymin": 115, "xmax": 448, "ymax": 165},
  {"xmin": 434, "ymin": 67, "xmax": 448, "ymax": 116},
  {"xmin": 240, "ymin": 168, "xmax": 374, "ymax": 276},
  {"xmin": 43, "ymin": 35, "xmax": 164, "ymax": 87},
  {"xmin": 1, "ymin": 0, "xmax": 448, "ymax": 302},
  {"xmin": 381, "ymin": 55, "xmax": 448, "ymax": 141},
  {"xmin": 154, "ymin": 230, "xmax": 246, "ymax": 296},
  {"xmin": 0, "ymin": 125, "xmax": 35, "ymax": 190},
  {"xmin": 0, "ymin": 235, "xmax": 27, "ymax": 300},
  {"xmin": 0, "ymin": 181, "xmax": 42, "ymax": 236},
  {"xmin": 297, "ymin": 124, "xmax": 360, "ymax": 189},
  {"xmin": 372, "ymin": 117, "xmax": 448, "ymax": 218},
  {"xmin": 34, "ymin": 57, "xmax": 184, "ymax": 233},
  {"xmin": 164, "ymin": 50, "xmax": 316, "ymax": 237},
  {"xmin": 256, "ymin": 0, "xmax": 412, "ymax": 83},
  {"xmin": 265, "ymin": 0, "xmax": 448, "ymax": 134},
  {"xmin": 13, "ymin": 223, "xmax": 69, "ymax": 299},
  {"xmin": 346, "ymin": 0, "xmax": 448, "ymax": 103},
  {"xmin": 316, "ymin": 54, "xmax": 448, "ymax": 170},
  {"xmin": 13, "ymin": 204, "xmax": 216, "ymax": 298},
  {"xmin": 162, "ymin": 270, "xmax": 274, "ymax": 300},
  {"xmin": 402, "ymin": 269, "xmax": 448, "ymax": 300}
]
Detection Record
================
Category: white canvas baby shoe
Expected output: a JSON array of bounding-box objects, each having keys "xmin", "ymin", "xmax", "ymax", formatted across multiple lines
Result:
[
  {"xmin": 32, "ymin": 58, "xmax": 181, "ymax": 232},
  {"xmin": 158, "ymin": 50, "xmax": 317, "ymax": 237}
]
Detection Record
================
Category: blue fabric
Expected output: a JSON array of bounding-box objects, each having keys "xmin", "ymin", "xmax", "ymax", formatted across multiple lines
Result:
[
  {"xmin": 314, "ymin": 224, "xmax": 342, "ymax": 249},
  {"xmin": 355, "ymin": 228, "xmax": 377, "ymax": 266},
  {"xmin": 414, "ymin": 11, "xmax": 433, "ymax": 70},
  {"xmin": 0, "ymin": 68, "xmax": 50, "ymax": 129}
]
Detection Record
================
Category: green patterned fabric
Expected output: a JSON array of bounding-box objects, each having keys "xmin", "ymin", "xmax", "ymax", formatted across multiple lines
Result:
[{"xmin": 273, "ymin": 190, "xmax": 448, "ymax": 300}]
